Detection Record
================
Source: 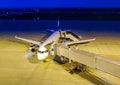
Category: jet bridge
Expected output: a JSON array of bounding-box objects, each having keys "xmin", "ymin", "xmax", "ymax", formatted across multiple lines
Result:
[{"xmin": 54, "ymin": 44, "xmax": 120, "ymax": 78}]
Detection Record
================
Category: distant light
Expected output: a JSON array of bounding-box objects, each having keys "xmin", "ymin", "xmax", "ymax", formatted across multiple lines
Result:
[
  {"xmin": 20, "ymin": 13, "xmax": 22, "ymax": 15},
  {"xmin": 6, "ymin": 12, "xmax": 9, "ymax": 14},
  {"xmin": 36, "ymin": 9, "xmax": 39, "ymax": 12},
  {"xmin": 37, "ymin": 17, "xmax": 40, "ymax": 20}
]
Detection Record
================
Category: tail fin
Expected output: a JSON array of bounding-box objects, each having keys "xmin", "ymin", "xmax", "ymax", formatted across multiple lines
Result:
[{"xmin": 57, "ymin": 17, "xmax": 60, "ymax": 30}]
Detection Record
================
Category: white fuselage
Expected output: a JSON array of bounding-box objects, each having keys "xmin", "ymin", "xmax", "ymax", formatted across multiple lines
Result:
[
  {"xmin": 41, "ymin": 31, "xmax": 60, "ymax": 47},
  {"xmin": 37, "ymin": 31, "xmax": 60, "ymax": 60}
]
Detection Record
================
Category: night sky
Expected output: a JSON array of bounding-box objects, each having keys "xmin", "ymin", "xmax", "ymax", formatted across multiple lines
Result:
[
  {"xmin": 0, "ymin": 1, "xmax": 120, "ymax": 33},
  {"xmin": 0, "ymin": 0, "xmax": 120, "ymax": 8}
]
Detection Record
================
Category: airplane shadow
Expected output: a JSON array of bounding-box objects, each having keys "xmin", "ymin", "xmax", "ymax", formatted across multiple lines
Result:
[
  {"xmin": 78, "ymin": 72, "xmax": 112, "ymax": 85},
  {"xmin": 27, "ymin": 55, "xmax": 40, "ymax": 64},
  {"xmin": 61, "ymin": 63, "xmax": 112, "ymax": 85},
  {"xmin": 8, "ymin": 39, "xmax": 40, "ymax": 64}
]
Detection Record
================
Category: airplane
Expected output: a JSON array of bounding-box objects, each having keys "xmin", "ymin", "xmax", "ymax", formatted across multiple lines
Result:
[{"xmin": 15, "ymin": 20, "xmax": 96, "ymax": 61}]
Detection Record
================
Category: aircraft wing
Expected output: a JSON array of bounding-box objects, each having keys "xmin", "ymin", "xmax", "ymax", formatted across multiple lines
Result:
[
  {"xmin": 15, "ymin": 36, "xmax": 41, "ymax": 45},
  {"xmin": 64, "ymin": 38, "xmax": 96, "ymax": 46}
]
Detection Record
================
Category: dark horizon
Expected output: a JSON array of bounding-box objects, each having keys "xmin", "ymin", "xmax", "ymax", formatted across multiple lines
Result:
[{"xmin": 1, "ymin": 8, "xmax": 120, "ymax": 20}]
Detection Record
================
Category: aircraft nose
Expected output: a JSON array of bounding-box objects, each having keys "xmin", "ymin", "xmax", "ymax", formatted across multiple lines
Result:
[
  {"xmin": 37, "ymin": 53, "xmax": 45, "ymax": 60},
  {"xmin": 37, "ymin": 46, "xmax": 49, "ymax": 60},
  {"xmin": 37, "ymin": 52, "xmax": 48, "ymax": 60}
]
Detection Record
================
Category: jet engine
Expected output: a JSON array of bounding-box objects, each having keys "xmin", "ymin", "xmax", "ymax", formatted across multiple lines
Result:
[{"xmin": 24, "ymin": 43, "xmax": 39, "ymax": 58}]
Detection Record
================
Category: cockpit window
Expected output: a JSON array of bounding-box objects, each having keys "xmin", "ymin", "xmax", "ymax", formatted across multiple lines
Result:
[{"xmin": 38, "ymin": 50, "xmax": 48, "ymax": 53}]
